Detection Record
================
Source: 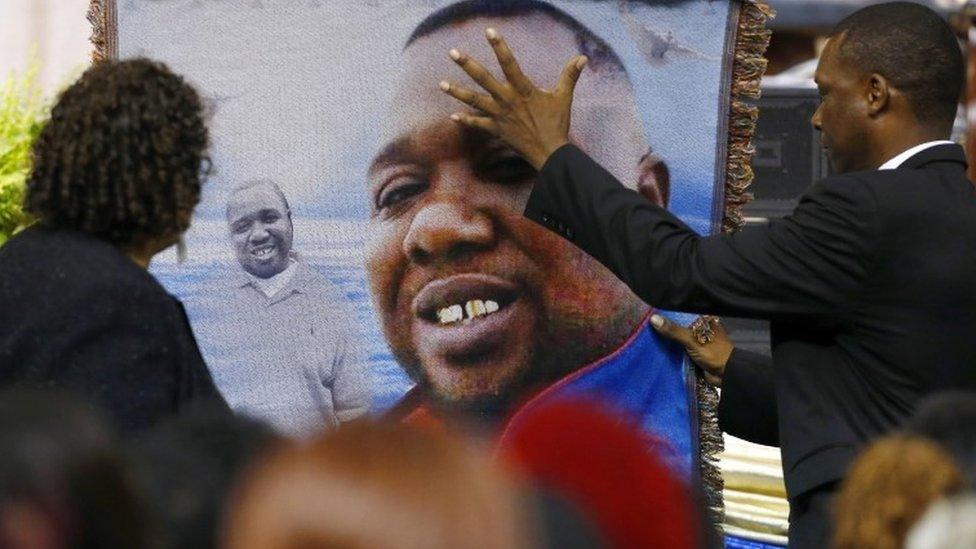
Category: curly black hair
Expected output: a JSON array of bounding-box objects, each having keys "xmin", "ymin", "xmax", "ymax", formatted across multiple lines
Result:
[{"xmin": 26, "ymin": 58, "xmax": 209, "ymax": 249}]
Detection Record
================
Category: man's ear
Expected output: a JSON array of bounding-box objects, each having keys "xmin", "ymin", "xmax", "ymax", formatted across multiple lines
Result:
[
  {"xmin": 637, "ymin": 151, "xmax": 670, "ymax": 207},
  {"xmin": 866, "ymin": 73, "xmax": 890, "ymax": 117}
]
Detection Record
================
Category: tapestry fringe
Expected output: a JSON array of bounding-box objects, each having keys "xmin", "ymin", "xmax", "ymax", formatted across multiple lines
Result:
[
  {"xmin": 88, "ymin": 0, "xmax": 113, "ymax": 63},
  {"xmin": 700, "ymin": 0, "xmax": 774, "ymax": 533}
]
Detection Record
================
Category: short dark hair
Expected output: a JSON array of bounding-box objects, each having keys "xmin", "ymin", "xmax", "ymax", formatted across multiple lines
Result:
[
  {"xmin": 26, "ymin": 58, "xmax": 210, "ymax": 249},
  {"xmin": 830, "ymin": 1, "xmax": 963, "ymax": 127},
  {"xmin": 406, "ymin": 0, "xmax": 631, "ymax": 75},
  {"xmin": 904, "ymin": 390, "xmax": 976, "ymax": 488}
]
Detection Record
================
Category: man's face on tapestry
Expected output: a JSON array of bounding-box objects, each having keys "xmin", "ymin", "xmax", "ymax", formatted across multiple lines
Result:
[
  {"xmin": 366, "ymin": 14, "xmax": 670, "ymax": 407},
  {"xmin": 227, "ymin": 183, "xmax": 295, "ymax": 279}
]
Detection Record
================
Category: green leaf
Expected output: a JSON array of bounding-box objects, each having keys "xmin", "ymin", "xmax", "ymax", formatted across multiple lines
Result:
[{"xmin": 0, "ymin": 59, "xmax": 51, "ymax": 244}]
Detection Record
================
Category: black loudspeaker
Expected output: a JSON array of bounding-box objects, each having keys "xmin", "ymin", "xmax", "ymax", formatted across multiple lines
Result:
[
  {"xmin": 723, "ymin": 87, "xmax": 830, "ymax": 356},
  {"xmin": 741, "ymin": 87, "xmax": 831, "ymax": 223}
]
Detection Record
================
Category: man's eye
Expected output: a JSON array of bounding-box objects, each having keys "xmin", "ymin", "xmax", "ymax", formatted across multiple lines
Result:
[
  {"xmin": 376, "ymin": 177, "xmax": 427, "ymax": 211},
  {"xmin": 233, "ymin": 222, "xmax": 251, "ymax": 234},
  {"xmin": 262, "ymin": 213, "xmax": 280, "ymax": 223}
]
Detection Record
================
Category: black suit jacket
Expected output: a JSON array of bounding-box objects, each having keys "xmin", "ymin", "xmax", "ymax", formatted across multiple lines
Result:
[
  {"xmin": 524, "ymin": 143, "xmax": 976, "ymax": 498},
  {"xmin": 719, "ymin": 348, "xmax": 778, "ymax": 447},
  {"xmin": 0, "ymin": 227, "xmax": 228, "ymax": 435}
]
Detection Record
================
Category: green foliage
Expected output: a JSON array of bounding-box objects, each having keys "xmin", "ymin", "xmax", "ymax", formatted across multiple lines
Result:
[{"xmin": 0, "ymin": 62, "xmax": 49, "ymax": 246}]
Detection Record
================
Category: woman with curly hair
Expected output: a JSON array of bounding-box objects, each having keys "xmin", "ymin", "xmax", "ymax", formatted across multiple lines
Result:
[{"xmin": 0, "ymin": 59, "xmax": 227, "ymax": 435}]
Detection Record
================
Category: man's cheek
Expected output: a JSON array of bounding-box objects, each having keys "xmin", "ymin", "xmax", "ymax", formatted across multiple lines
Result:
[
  {"xmin": 520, "ymin": 219, "xmax": 567, "ymax": 254},
  {"xmin": 364, "ymin": 234, "xmax": 399, "ymax": 312},
  {"xmin": 555, "ymin": 254, "xmax": 637, "ymax": 311}
]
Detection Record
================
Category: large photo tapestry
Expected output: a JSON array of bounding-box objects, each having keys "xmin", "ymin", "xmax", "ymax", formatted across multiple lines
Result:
[{"xmin": 90, "ymin": 0, "xmax": 771, "ymax": 514}]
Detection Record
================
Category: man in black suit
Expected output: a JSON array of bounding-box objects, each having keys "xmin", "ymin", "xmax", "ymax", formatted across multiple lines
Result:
[{"xmin": 437, "ymin": 2, "xmax": 976, "ymax": 546}]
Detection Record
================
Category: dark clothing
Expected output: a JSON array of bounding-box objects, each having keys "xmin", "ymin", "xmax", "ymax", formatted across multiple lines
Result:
[
  {"xmin": 787, "ymin": 481, "xmax": 839, "ymax": 549},
  {"xmin": 0, "ymin": 227, "xmax": 228, "ymax": 435},
  {"xmin": 719, "ymin": 349, "xmax": 778, "ymax": 447},
  {"xmin": 525, "ymin": 143, "xmax": 976, "ymax": 505}
]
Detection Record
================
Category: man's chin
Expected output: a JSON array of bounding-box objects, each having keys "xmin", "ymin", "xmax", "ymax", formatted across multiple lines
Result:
[
  {"xmin": 425, "ymin": 386, "xmax": 523, "ymax": 423},
  {"xmin": 418, "ymin": 364, "xmax": 552, "ymax": 421},
  {"xmin": 412, "ymin": 357, "xmax": 590, "ymax": 424},
  {"xmin": 245, "ymin": 259, "xmax": 287, "ymax": 279}
]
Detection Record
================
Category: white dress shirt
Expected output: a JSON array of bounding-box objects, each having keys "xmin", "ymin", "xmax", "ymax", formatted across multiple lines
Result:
[{"xmin": 877, "ymin": 140, "xmax": 955, "ymax": 170}]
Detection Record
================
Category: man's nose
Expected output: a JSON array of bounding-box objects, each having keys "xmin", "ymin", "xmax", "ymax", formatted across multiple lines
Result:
[
  {"xmin": 249, "ymin": 224, "xmax": 271, "ymax": 243},
  {"xmin": 403, "ymin": 201, "xmax": 494, "ymax": 265}
]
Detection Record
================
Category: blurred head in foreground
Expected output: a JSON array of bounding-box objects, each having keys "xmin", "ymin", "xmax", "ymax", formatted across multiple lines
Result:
[
  {"xmin": 223, "ymin": 420, "xmax": 538, "ymax": 549},
  {"xmin": 0, "ymin": 389, "xmax": 147, "ymax": 549},
  {"xmin": 833, "ymin": 435, "xmax": 965, "ymax": 549},
  {"xmin": 128, "ymin": 402, "xmax": 280, "ymax": 549},
  {"xmin": 904, "ymin": 390, "xmax": 976, "ymax": 486}
]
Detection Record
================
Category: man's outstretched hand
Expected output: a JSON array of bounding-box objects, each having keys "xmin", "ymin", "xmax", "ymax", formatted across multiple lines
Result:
[{"xmin": 440, "ymin": 27, "xmax": 588, "ymax": 170}]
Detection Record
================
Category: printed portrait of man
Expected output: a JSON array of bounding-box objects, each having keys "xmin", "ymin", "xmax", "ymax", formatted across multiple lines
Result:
[
  {"xmin": 367, "ymin": 0, "xmax": 692, "ymax": 464},
  {"xmin": 191, "ymin": 179, "xmax": 372, "ymax": 437}
]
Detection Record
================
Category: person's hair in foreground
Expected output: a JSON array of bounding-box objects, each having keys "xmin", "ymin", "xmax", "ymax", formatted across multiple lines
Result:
[
  {"xmin": 904, "ymin": 390, "xmax": 976, "ymax": 486},
  {"xmin": 833, "ymin": 435, "xmax": 965, "ymax": 549},
  {"xmin": 26, "ymin": 58, "xmax": 209, "ymax": 254},
  {"xmin": 0, "ymin": 389, "xmax": 148, "ymax": 549},
  {"xmin": 128, "ymin": 403, "xmax": 280, "ymax": 549},
  {"xmin": 222, "ymin": 420, "xmax": 538, "ymax": 549}
]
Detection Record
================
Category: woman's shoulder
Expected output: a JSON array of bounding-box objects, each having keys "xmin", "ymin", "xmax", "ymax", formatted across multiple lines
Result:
[{"xmin": 1, "ymin": 226, "xmax": 170, "ymax": 303}]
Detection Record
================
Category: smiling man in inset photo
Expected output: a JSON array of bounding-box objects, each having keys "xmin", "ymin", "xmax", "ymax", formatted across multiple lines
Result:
[{"xmin": 192, "ymin": 179, "xmax": 372, "ymax": 438}]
